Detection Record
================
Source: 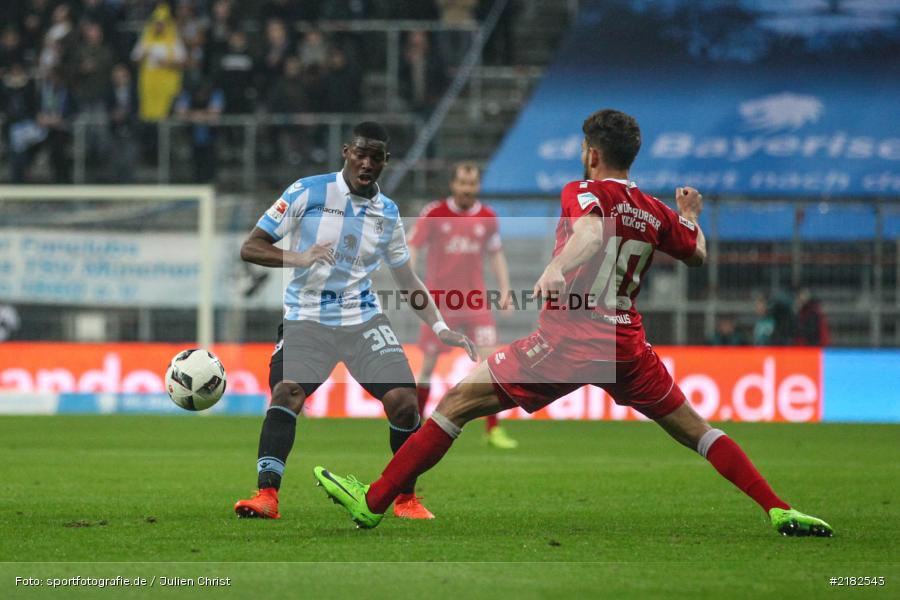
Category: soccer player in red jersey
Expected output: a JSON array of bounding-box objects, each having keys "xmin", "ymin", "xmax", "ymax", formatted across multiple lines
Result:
[
  {"xmin": 314, "ymin": 109, "xmax": 833, "ymax": 537},
  {"xmin": 408, "ymin": 162, "xmax": 518, "ymax": 449}
]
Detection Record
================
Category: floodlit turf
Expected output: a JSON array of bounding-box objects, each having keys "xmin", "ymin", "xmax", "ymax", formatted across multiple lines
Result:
[{"xmin": 1, "ymin": 416, "xmax": 898, "ymax": 598}]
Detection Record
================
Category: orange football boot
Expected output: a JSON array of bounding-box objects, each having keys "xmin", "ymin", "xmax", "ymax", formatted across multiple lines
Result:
[
  {"xmin": 392, "ymin": 493, "xmax": 435, "ymax": 519},
  {"xmin": 234, "ymin": 488, "xmax": 281, "ymax": 519}
]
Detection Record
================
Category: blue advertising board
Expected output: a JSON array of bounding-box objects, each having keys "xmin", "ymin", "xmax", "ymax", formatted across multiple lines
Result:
[
  {"xmin": 822, "ymin": 351, "xmax": 900, "ymax": 423},
  {"xmin": 483, "ymin": 0, "xmax": 900, "ymax": 197}
]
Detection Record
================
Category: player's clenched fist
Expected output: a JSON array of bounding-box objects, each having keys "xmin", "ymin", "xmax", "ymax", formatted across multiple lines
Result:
[
  {"xmin": 295, "ymin": 243, "xmax": 335, "ymax": 267},
  {"xmin": 676, "ymin": 186, "xmax": 702, "ymax": 219},
  {"xmin": 533, "ymin": 264, "xmax": 566, "ymax": 302},
  {"xmin": 438, "ymin": 329, "xmax": 479, "ymax": 361}
]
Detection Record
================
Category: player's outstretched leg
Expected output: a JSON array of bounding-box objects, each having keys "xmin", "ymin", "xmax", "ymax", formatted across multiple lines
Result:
[
  {"xmin": 235, "ymin": 382, "xmax": 305, "ymax": 519},
  {"xmin": 315, "ymin": 362, "xmax": 504, "ymax": 528},
  {"xmin": 654, "ymin": 396, "xmax": 833, "ymax": 537}
]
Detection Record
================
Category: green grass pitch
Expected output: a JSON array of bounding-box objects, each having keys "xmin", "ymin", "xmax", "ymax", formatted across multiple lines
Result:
[{"xmin": 1, "ymin": 416, "xmax": 898, "ymax": 598}]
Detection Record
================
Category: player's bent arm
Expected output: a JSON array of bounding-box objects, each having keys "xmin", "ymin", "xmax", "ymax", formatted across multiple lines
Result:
[
  {"xmin": 407, "ymin": 246, "xmax": 418, "ymax": 271},
  {"xmin": 534, "ymin": 213, "xmax": 603, "ymax": 298},
  {"xmin": 239, "ymin": 227, "xmax": 334, "ymax": 269},
  {"xmin": 389, "ymin": 260, "xmax": 443, "ymax": 328},
  {"xmin": 682, "ymin": 221, "xmax": 707, "ymax": 267},
  {"xmin": 549, "ymin": 213, "xmax": 605, "ymax": 273},
  {"xmin": 675, "ymin": 186, "xmax": 706, "ymax": 268}
]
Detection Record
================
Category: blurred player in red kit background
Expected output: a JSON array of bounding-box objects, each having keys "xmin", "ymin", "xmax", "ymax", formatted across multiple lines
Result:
[{"xmin": 408, "ymin": 162, "xmax": 518, "ymax": 448}]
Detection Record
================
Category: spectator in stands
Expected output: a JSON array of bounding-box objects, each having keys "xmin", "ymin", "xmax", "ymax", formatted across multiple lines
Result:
[
  {"xmin": 72, "ymin": 21, "xmax": 114, "ymax": 112},
  {"xmin": 324, "ymin": 46, "xmax": 362, "ymax": 112},
  {"xmin": 479, "ymin": 0, "xmax": 519, "ymax": 65},
  {"xmin": 752, "ymin": 293, "xmax": 774, "ymax": 345},
  {"xmin": 320, "ymin": 0, "xmax": 373, "ymax": 20},
  {"xmin": 37, "ymin": 3, "xmax": 75, "ymax": 78},
  {"xmin": 106, "ymin": 63, "xmax": 139, "ymax": 182},
  {"xmin": 72, "ymin": 20, "xmax": 115, "ymax": 170},
  {"xmin": 399, "ymin": 30, "xmax": 447, "ymax": 115},
  {"xmin": 794, "ymin": 288, "xmax": 830, "ymax": 346},
  {"xmin": 301, "ymin": 62, "xmax": 329, "ymax": 113},
  {"xmin": 0, "ymin": 305, "xmax": 21, "ymax": 342},
  {"xmin": 260, "ymin": 19, "xmax": 292, "ymax": 99},
  {"xmin": 81, "ymin": 0, "xmax": 121, "ymax": 40},
  {"xmin": 266, "ymin": 56, "xmax": 307, "ymax": 114},
  {"xmin": 260, "ymin": 0, "xmax": 320, "ymax": 24},
  {"xmin": 437, "ymin": 0, "xmax": 478, "ymax": 66},
  {"xmin": 36, "ymin": 67, "xmax": 75, "ymax": 182},
  {"xmin": 753, "ymin": 291, "xmax": 795, "ymax": 346},
  {"xmin": 174, "ymin": 76, "xmax": 224, "ymax": 182},
  {"xmin": 121, "ymin": 0, "xmax": 160, "ymax": 23},
  {"xmin": 769, "ymin": 290, "xmax": 796, "ymax": 345},
  {"xmin": 1, "ymin": 61, "xmax": 40, "ymax": 182},
  {"xmin": 207, "ymin": 0, "xmax": 236, "ymax": 60},
  {"xmin": 709, "ymin": 315, "xmax": 747, "ymax": 346},
  {"xmin": 178, "ymin": 2, "xmax": 210, "ymax": 82},
  {"xmin": 266, "ymin": 56, "xmax": 309, "ymax": 165},
  {"xmin": 214, "ymin": 29, "xmax": 256, "ymax": 113},
  {"xmin": 384, "ymin": 0, "xmax": 439, "ymax": 19},
  {"xmin": 18, "ymin": 0, "xmax": 52, "ymax": 67},
  {"xmin": 0, "ymin": 27, "xmax": 25, "ymax": 75},
  {"xmin": 131, "ymin": 4, "xmax": 186, "ymax": 122},
  {"xmin": 298, "ymin": 31, "xmax": 329, "ymax": 70}
]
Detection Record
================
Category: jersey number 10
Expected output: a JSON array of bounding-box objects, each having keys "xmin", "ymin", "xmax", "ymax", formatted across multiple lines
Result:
[{"xmin": 589, "ymin": 236, "xmax": 654, "ymax": 311}]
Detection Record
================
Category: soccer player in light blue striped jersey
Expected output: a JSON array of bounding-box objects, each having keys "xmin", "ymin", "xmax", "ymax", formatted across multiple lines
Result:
[{"xmin": 234, "ymin": 122, "xmax": 477, "ymax": 520}]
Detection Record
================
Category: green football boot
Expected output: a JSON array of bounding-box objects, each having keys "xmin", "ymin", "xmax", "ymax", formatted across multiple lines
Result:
[
  {"xmin": 769, "ymin": 507, "xmax": 833, "ymax": 537},
  {"xmin": 313, "ymin": 466, "xmax": 383, "ymax": 529},
  {"xmin": 487, "ymin": 426, "xmax": 519, "ymax": 449}
]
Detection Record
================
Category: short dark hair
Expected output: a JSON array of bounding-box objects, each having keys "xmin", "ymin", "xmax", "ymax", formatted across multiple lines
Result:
[
  {"xmin": 352, "ymin": 121, "xmax": 390, "ymax": 144},
  {"xmin": 582, "ymin": 109, "xmax": 641, "ymax": 170}
]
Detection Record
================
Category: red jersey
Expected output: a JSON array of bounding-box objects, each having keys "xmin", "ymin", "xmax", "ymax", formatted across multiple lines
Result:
[
  {"xmin": 408, "ymin": 197, "xmax": 502, "ymax": 314},
  {"xmin": 538, "ymin": 178, "xmax": 698, "ymax": 361}
]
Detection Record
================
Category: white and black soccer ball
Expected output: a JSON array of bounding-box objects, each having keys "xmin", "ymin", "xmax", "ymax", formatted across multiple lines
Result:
[{"xmin": 165, "ymin": 349, "xmax": 227, "ymax": 411}]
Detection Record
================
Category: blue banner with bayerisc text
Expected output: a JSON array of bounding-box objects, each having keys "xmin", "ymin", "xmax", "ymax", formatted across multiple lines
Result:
[{"xmin": 483, "ymin": 0, "xmax": 900, "ymax": 196}]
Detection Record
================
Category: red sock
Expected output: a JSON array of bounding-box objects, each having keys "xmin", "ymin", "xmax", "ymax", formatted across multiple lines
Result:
[
  {"xmin": 485, "ymin": 413, "xmax": 498, "ymax": 431},
  {"xmin": 706, "ymin": 435, "xmax": 790, "ymax": 512},
  {"xmin": 366, "ymin": 419, "xmax": 454, "ymax": 513},
  {"xmin": 416, "ymin": 385, "xmax": 430, "ymax": 416}
]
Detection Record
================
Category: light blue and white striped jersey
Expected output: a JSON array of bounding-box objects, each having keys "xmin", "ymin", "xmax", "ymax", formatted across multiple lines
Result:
[{"xmin": 256, "ymin": 172, "xmax": 410, "ymax": 326}]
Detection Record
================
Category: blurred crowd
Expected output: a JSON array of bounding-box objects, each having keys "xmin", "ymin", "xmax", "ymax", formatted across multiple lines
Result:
[
  {"xmin": 710, "ymin": 288, "xmax": 830, "ymax": 347},
  {"xmin": 0, "ymin": 0, "xmax": 520, "ymax": 183}
]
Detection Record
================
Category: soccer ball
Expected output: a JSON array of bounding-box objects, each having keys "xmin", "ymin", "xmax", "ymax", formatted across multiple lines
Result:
[{"xmin": 165, "ymin": 349, "xmax": 227, "ymax": 411}]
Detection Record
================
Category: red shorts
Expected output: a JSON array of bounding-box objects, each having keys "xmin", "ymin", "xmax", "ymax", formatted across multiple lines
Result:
[
  {"xmin": 419, "ymin": 312, "xmax": 498, "ymax": 355},
  {"xmin": 487, "ymin": 331, "xmax": 684, "ymax": 420}
]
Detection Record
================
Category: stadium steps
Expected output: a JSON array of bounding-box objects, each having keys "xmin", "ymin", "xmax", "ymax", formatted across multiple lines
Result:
[
  {"xmin": 399, "ymin": 2, "xmax": 576, "ymax": 198},
  {"xmin": 511, "ymin": 1, "xmax": 576, "ymax": 66}
]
